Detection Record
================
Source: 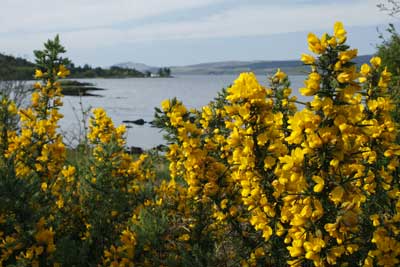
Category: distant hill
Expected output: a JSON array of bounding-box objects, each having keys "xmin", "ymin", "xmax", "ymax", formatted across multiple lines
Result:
[
  {"xmin": 0, "ymin": 53, "xmax": 35, "ymax": 80},
  {"xmin": 169, "ymin": 55, "xmax": 373, "ymax": 75},
  {"xmin": 0, "ymin": 53, "xmax": 145, "ymax": 80},
  {"xmin": 0, "ymin": 53, "xmax": 374, "ymax": 80},
  {"xmin": 353, "ymin": 55, "xmax": 374, "ymax": 65},
  {"xmin": 112, "ymin": 62, "xmax": 158, "ymax": 73},
  {"xmin": 170, "ymin": 60, "xmax": 304, "ymax": 75}
]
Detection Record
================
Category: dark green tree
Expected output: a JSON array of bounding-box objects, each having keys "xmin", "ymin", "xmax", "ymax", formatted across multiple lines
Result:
[
  {"xmin": 376, "ymin": 3, "xmax": 400, "ymax": 137},
  {"xmin": 376, "ymin": 24, "xmax": 400, "ymax": 78},
  {"xmin": 378, "ymin": 0, "xmax": 400, "ymax": 16}
]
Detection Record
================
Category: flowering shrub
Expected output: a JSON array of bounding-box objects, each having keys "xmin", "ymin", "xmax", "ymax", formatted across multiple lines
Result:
[
  {"xmin": 1, "ymin": 22, "xmax": 400, "ymax": 267},
  {"xmin": 154, "ymin": 22, "xmax": 400, "ymax": 266}
]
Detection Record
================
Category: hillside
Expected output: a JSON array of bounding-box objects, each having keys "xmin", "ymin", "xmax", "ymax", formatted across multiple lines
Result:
[
  {"xmin": 0, "ymin": 53, "xmax": 374, "ymax": 80},
  {"xmin": 0, "ymin": 53, "xmax": 35, "ymax": 80},
  {"xmin": 113, "ymin": 62, "xmax": 158, "ymax": 73},
  {"xmin": 0, "ymin": 53, "xmax": 145, "ymax": 80},
  {"xmin": 169, "ymin": 55, "xmax": 373, "ymax": 75}
]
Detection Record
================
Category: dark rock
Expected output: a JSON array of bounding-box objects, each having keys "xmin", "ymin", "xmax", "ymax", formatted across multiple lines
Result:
[
  {"xmin": 122, "ymin": 119, "xmax": 146, "ymax": 125},
  {"xmin": 126, "ymin": 146, "xmax": 144, "ymax": 155}
]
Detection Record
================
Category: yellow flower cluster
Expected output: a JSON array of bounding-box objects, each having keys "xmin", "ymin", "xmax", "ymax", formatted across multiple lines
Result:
[
  {"xmin": 225, "ymin": 72, "xmax": 286, "ymax": 244},
  {"xmin": 103, "ymin": 229, "xmax": 137, "ymax": 267},
  {"xmin": 0, "ymin": 53, "xmax": 68, "ymax": 265},
  {"xmin": 88, "ymin": 108, "xmax": 126, "ymax": 146},
  {"xmin": 0, "ymin": 37, "xmax": 154, "ymax": 266},
  {"xmin": 156, "ymin": 22, "xmax": 400, "ymax": 266},
  {"xmin": 7, "ymin": 68, "xmax": 66, "ymax": 178}
]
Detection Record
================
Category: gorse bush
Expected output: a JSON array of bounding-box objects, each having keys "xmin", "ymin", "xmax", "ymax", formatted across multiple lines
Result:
[
  {"xmin": 0, "ymin": 22, "xmax": 399, "ymax": 267},
  {"xmin": 375, "ymin": 23, "xmax": 400, "ymax": 136}
]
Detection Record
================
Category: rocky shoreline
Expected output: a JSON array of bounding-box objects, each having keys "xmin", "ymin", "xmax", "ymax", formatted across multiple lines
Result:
[{"xmin": 60, "ymin": 80, "xmax": 105, "ymax": 96}]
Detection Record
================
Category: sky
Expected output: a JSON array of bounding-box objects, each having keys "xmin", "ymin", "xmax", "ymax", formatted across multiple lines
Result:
[{"xmin": 0, "ymin": 0, "xmax": 398, "ymax": 67}]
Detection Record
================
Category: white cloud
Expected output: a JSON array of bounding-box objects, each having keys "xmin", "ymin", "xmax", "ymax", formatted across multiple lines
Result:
[
  {"xmin": 0, "ymin": 0, "xmax": 225, "ymax": 33},
  {"xmin": 114, "ymin": 0, "xmax": 391, "ymax": 42},
  {"xmin": 0, "ymin": 0, "xmax": 393, "ymax": 62}
]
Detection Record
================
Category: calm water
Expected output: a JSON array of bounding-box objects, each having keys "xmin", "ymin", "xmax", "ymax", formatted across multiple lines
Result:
[{"xmin": 59, "ymin": 74, "xmax": 307, "ymax": 148}]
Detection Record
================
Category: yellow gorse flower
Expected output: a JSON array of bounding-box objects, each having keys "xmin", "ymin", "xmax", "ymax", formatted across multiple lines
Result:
[
  {"xmin": 57, "ymin": 64, "xmax": 70, "ymax": 78},
  {"xmin": 307, "ymin": 33, "xmax": 326, "ymax": 54},
  {"xmin": 301, "ymin": 53, "xmax": 316, "ymax": 65},
  {"xmin": 300, "ymin": 72, "xmax": 321, "ymax": 96},
  {"xmin": 273, "ymin": 68, "xmax": 287, "ymax": 83},
  {"xmin": 334, "ymin": 21, "xmax": 347, "ymax": 44},
  {"xmin": 34, "ymin": 69, "xmax": 44, "ymax": 78},
  {"xmin": 370, "ymin": 56, "xmax": 382, "ymax": 68}
]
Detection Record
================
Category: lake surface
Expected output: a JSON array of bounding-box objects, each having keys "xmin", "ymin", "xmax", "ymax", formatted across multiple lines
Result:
[{"xmin": 59, "ymin": 74, "xmax": 307, "ymax": 148}]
